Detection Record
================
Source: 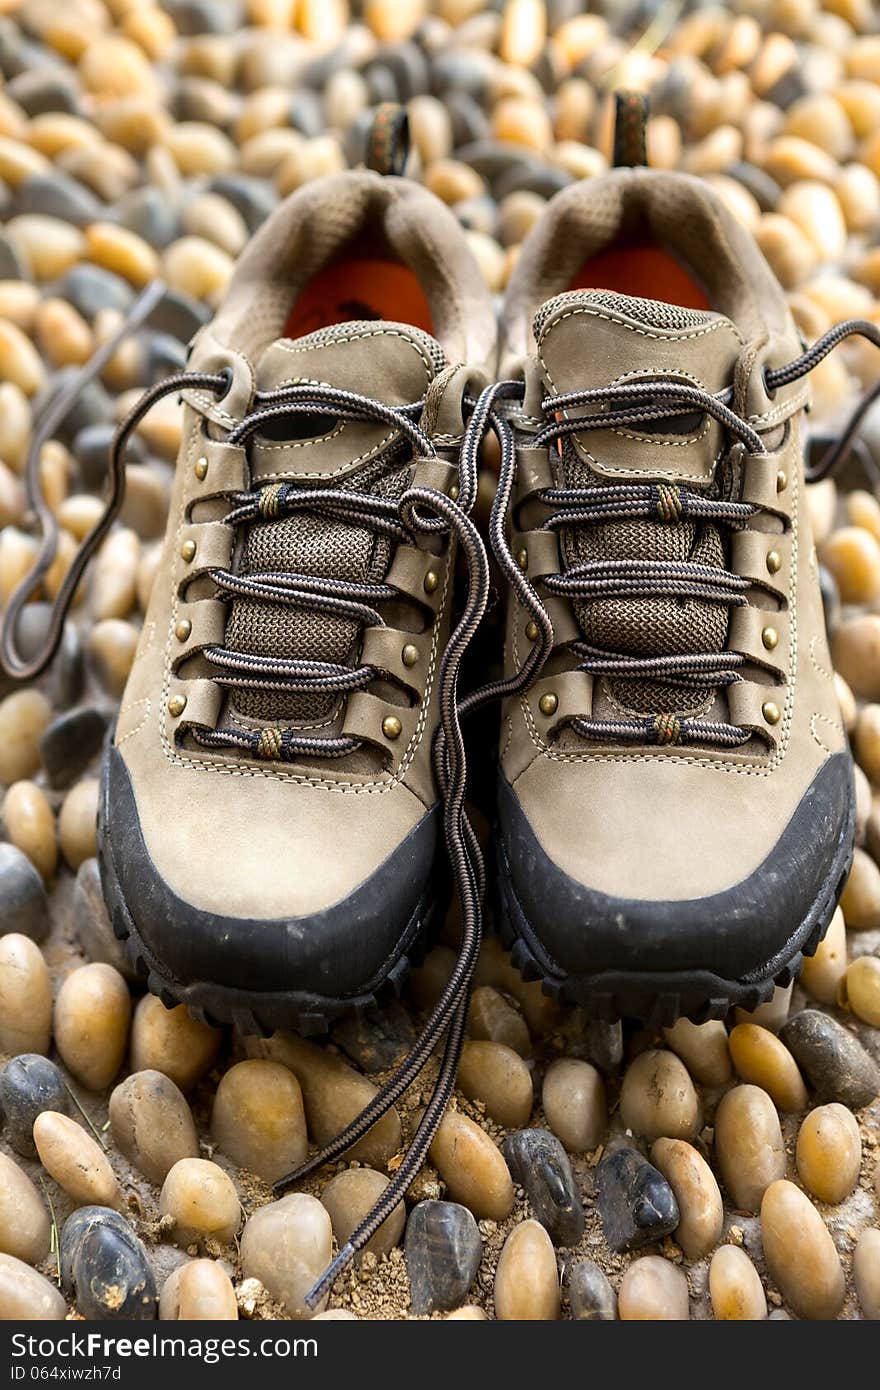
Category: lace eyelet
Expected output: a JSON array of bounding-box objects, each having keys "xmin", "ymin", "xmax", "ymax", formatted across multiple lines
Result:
[
  {"xmin": 214, "ymin": 366, "xmax": 234, "ymax": 400},
  {"xmin": 762, "ymin": 364, "xmax": 778, "ymax": 401}
]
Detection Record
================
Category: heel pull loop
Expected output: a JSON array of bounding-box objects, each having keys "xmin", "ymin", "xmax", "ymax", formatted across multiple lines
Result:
[
  {"xmin": 0, "ymin": 279, "xmax": 217, "ymax": 683},
  {"xmin": 612, "ymin": 90, "xmax": 649, "ymax": 168},
  {"xmin": 365, "ymin": 103, "xmax": 410, "ymax": 177}
]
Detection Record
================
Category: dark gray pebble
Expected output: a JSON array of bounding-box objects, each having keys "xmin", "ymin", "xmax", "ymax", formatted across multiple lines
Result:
[
  {"xmin": 405, "ymin": 1201, "xmax": 481, "ymax": 1315},
  {"xmin": 53, "ymin": 264, "xmax": 134, "ymax": 319},
  {"xmin": 74, "ymin": 858, "xmax": 140, "ymax": 983},
  {"xmin": 39, "ymin": 707, "xmax": 110, "ymax": 790},
  {"xmin": 595, "ymin": 1146, "xmax": 679, "ymax": 1253},
  {"xmin": 332, "ymin": 1001, "xmax": 416, "ymax": 1074},
  {"xmin": 567, "ymin": 1259, "xmax": 618, "ymax": 1320},
  {"xmin": 74, "ymin": 423, "xmax": 146, "ymax": 492},
  {"xmin": 61, "ymin": 1207, "xmax": 157, "ymax": 1321},
  {"xmin": 502, "ymin": 1129, "xmax": 584, "ymax": 1247},
  {"xmin": 0, "ymin": 1053, "xmax": 68, "ymax": 1158},
  {"xmin": 6, "ymin": 68, "xmax": 82, "ymax": 116},
  {"xmin": 0, "ymin": 843, "xmax": 49, "ymax": 944},
  {"xmin": 16, "ymin": 172, "xmax": 104, "ymax": 227},
  {"xmin": 780, "ymin": 1010, "xmax": 880, "ymax": 1110}
]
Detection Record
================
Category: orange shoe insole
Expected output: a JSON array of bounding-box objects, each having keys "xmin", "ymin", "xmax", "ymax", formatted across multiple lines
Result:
[
  {"xmin": 570, "ymin": 245, "xmax": 711, "ymax": 310},
  {"xmin": 285, "ymin": 257, "xmax": 435, "ymax": 339}
]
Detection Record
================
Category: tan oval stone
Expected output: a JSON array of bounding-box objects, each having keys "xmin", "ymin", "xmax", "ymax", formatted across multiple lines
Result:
[
  {"xmin": 182, "ymin": 194, "xmax": 248, "ymax": 259},
  {"xmin": 160, "ymin": 1259, "xmax": 238, "ymax": 1321},
  {"xmin": 822, "ymin": 527, "xmax": 880, "ymax": 605},
  {"xmin": 54, "ymin": 962, "xmax": 131, "ymax": 1090},
  {"xmin": 162, "ymin": 237, "xmax": 234, "ymax": 305},
  {"xmin": 160, "ymin": 1159, "xmax": 241, "ymax": 1247},
  {"xmin": 662, "ymin": 1018, "xmax": 732, "ymax": 1087},
  {"xmin": 0, "ymin": 281, "xmax": 39, "ymax": 331},
  {"xmin": 85, "ymin": 223, "xmax": 159, "ymax": 289},
  {"xmin": 728, "ymin": 1024, "xmax": 808, "ymax": 1113},
  {"xmin": 3, "ymin": 780, "xmax": 56, "ymax": 881},
  {"xmin": 840, "ymin": 848, "xmax": 880, "ymax": 931},
  {"xmin": 494, "ymin": 1219, "xmax": 559, "ymax": 1320},
  {"xmin": 541, "ymin": 1057, "xmax": 606, "ymax": 1153},
  {"xmin": 854, "ymin": 1227, "xmax": 880, "ymax": 1320},
  {"xmin": 130, "ymin": 995, "xmax": 221, "ymax": 1093},
  {"xmin": 455, "ymin": 1040, "xmax": 533, "ymax": 1128},
  {"xmin": 841, "ymin": 953, "xmax": 880, "ymax": 1026},
  {"xmin": 650, "ymin": 1138, "xmax": 723, "ymax": 1260},
  {"xmin": 164, "ymin": 123, "xmax": 237, "ymax": 177},
  {"xmin": 0, "ymin": 137, "xmax": 49, "ymax": 190},
  {"xmin": 445, "ymin": 1304, "xmax": 487, "ymax": 1320},
  {"xmin": 0, "ymin": 460, "xmax": 23, "ymax": 528},
  {"xmin": 110, "ymin": 1069, "xmax": 199, "ymax": 1185},
  {"xmin": 87, "ymin": 617, "xmax": 139, "ymax": 696},
  {"xmin": 91, "ymin": 527, "xmax": 139, "ymax": 621},
  {"xmin": 4, "ymin": 217, "xmax": 83, "ymax": 284},
  {"xmin": 34, "ymin": 298, "xmax": 93, "ymax": 368},
  {"xmin": 714, "ymin": 1085, "xmax": 786, "ymax": 1213},
  {"xmin": 795, "ymin": 1103, "xmax": 861, "ymax": 1204},
  {"xmin": 0, "ymin": 1252, "xmax": 66, "ymax": 1319},
  {"xmin": 320, "ymin": 1168, "xmax": 404, "ymax": 1256},
  {"xmin": 831, "ymin": 616, "xmax": 880, "ymax": 701},
  {"xmin": 241, "ymin": 1193, "xmax": 332, "ymax": 1318},
  {"xmin": 709, "ymin": 1245, "xmax": 767, "ymax": 1320},
  {"xmin": 211, "ymin": 1059, "xmax": 307, "ymax": 1184},
  {"xmin": 778, "ymin": 181, "xmax": 847, "ymax": 262},
  {"xmin": 79, "ymin": 35, "xmax": 159, "ymax": 98},
  {"xmin": 618, "ymin": 1256, "xmax": 689, "ymax": 1320},
  {"xmin": 248, "ymin": 1032, "xmax": 400, "ymax": 1168},
  {"xmin": 33, "ymin": 1111, "xmax": 119, "ymax": 1208},
  {"xmin": 619, "ymin": 1049, "xmax": 701, "ymax": 1141},
  {"xmin": 0, "ymin": 689, "xmax": 51, "ymax": 783},
  {"xmin": 0, "ymin": 1152, "xmax": 49, "ymax": 1264},
  {"xmin": 0, "ymin": 381, "xmax": 32, "ymax": 471},
  {"xmin": 0, "ymin": 932, "xmax": 51, "ymax": 1055},
  {"xmin": 466, "ymin": 985, "xmax": 530, "ymax": 1057},
  {"xmin": 58, "ymin": 778, "xmax": 99, "ymax": 872},
  {"xmin": 801, "ymin": 908, "xmax": 847, "ymax": 1006},
  {"xmin": 428, "ymin": 1109, "xmax": 514, "ymax": 1221},
  {"xmin": 754, "ymin": 213, "xmax": 818, "ymax": 289},
  {"xmin": 760, "ymin": 1179, "xmax": 844, "ymax": 1320}
]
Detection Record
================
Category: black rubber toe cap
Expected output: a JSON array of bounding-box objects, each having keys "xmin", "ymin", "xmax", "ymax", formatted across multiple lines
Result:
[
  {"xmin": 497, "ymin": 752, "xmax": 854, "ymax": 984},
  {"xmin": 100, "ymin": 746, "xmax": 439, "ymax": 1001}
]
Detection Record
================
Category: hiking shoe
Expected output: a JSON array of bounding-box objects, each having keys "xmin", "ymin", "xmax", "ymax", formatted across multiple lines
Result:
[
  {"xmin": 95, "ymin": 169, "xmax": 495, "ymax": 1033},
  {"xmin": 491, "ymin": 167, "xmax": 855, "ymax": 1024}
]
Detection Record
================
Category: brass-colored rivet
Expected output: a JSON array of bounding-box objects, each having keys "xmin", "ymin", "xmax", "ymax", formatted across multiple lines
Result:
[
  {"xmin": 762, "ymin": 625, "xmax": 779, "ymax": 650},
  {"xmin": 776, "ymin": 469, "xmax": 787, "ymax": 492},
  {"xmin": 180, "ymin": 539, "xmax": 196, "ymax": 563},
  {"xmin": 167, "ymin": 694, "xmax": 187, "ymax": 717},
  {"xmin": 516, "ymin": 548, "xmax": 529, "ymax": 571},
  {"xmin": 382, "ymin": 715, "xmax": 402, "ymax": 740},
  {"xmin": 448, "ymin": 482, "xmax": 459, "ymax": 502},
  {"xmin": 538, "ymin": 692, "xmax": 558, "ymax": 716},
  {"xmin": 766, "ymin": 550, "xmax": 782, "ymax": 574},
  {"xmin": 401, "ymin": 644, "xmax": 419, "ymax": 668},
  {"xmin": 174, "ymin": 618, "xmax": 192, "ymax": 642},
  {"xmin": 762, "ymin": 701, "xmax": 781, "ymax": 725},
  {"xmin": 525, "ymin": 620, "xmax": 539, "ymax": 642},
  {"xmin": 194, "ymin": 457, "xmax": 208, "ymax": 481},
  {"xmin": 423, "ymin": 569, "xmax": 439, "ymax": 594}
]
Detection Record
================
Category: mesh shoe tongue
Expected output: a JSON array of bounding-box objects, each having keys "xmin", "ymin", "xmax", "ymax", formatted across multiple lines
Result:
[
  {"xmin": 534, "ymin": 289, "xmax": 743, "ymax": 719},
  {"xmin": 227, "ymin": 320, "xmax": 446, "ymax": 728}
]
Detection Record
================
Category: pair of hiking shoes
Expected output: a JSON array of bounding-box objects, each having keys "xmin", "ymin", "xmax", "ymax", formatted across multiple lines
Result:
[{"xmin": 5, "ymin": 118, "xmax": 868, "ymax": 1293}]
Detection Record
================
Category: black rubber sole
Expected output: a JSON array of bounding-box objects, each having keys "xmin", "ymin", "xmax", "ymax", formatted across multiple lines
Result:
[
  {"xmin": 495, "ymin": 785, "xmax": 856, "ymax": 1028},
  {"xmin": 96, "ymin": 762, "xmax": 440, "ymax": 1037}
]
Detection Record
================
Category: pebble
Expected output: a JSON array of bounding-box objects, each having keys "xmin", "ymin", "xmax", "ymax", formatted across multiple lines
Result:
[
  {"xmin": 780, "ymin": 1009, "xmax": 880, "ymax": 1108},
  {"xmin": 159, "ymin": 1159, "xmax": 241, "ymax": 1248},
  {"xmin": 211, "ymin": 1059, "xmax": 307, "ymax": 1184},
  {"xmin": 332, "ymin": 1003, "xmax": 415, "ymax": 1074},
  {"xmin": 541, "ymin": 1057, "xmax": 606, "ymax": 1153},
  {"xmin": 91, "ymin": 526, "xmax": 139, "ymax": 621},
  {"xmin": 85, "ymin": 222, "xmax": 159, "ymax": 289},
  {"xmin": 455, "ymin": 1040, "xmax": 533, "ymax": 1128},
  {"xmin": 567, "ymin": 1260, "xmax": 617, "ymax": 1320},
  {"xmin": 618, "ymin": 1256, "xmax": 689, "ymax": 1321},
  {"xmin": 831, "ymin": 616, "xmax": 880, "ymax": 700},
  {"xmin": 40, "ymin": 707, "xmax": 109, "ymax": 790},
  {"xmin": 58, "ymin": 778, "xmax": 99, "ymax": 871},
  {"xmin": 34, "ymin": 297, "xmax": 93, "ymax": 367},
  {"xmin": 841, "ymin": 955, "xmax": 880, "ymax": 1026},
  {"xmin": 109, "ymin": 1070, "xmax": 198, "ymax": 1185},
  {"xmin": 428, "ymin": 1108, "xmax": 515, "ymax": 1222},
  {"xmin": 728, "ymin": 1023, "xmax": 809, "ymax": 1113},
  {"xmin": 502, "ymin": 1128, "xmax": 583, "ymax": 1246},
  {"xmin": 0, "ymin": 1150, "xmax": 49, "ymax": 1263},
  {"xmin": 0, "ymin": 380, "xmax": 32, "ymax": 470},
  {"xmin": 321, "ymin": 1168, "xmax": 405, "ymax": 1257},
  {"xmin": 5, "ymin": 216, "xmax": 84, "ymax": 284},
  {"xmin": 33, "ymin": 1111, "xmax": 120, "ymax": 1209},
  {"xmin": 714, "ymin": 1085, "xmax": 786, "ymax": 1213},
  {"xmin": 159, "ymin": 1259, "xmax": 238, "ymax": 1321},
  {"xmin": 444, "ymin": 1305, "xmax": 485, "ymax": 1321},
  {"xmin": 821, "ymin": 527, "xmax": 880, "ymax": 605},
  {"xmin": 840, "ymin": 848, "xmax": 880, "ymax": 931},
  {"xmin": 2, "ymin": 780, "xmax": 56, "ymax": 881},
  {"xmin": 619, "ymin": 1049, "xmax": 701, "ymax": 1141},
  {"xmin": 801, "ymin": 906, "xmax": 848, "ymax": 1006},
  {"xmin": 0, "ymin": 841, "xmax": 49, "ymax": 941},
  {"xmin": 650, "ymin": 1138, "xmax": 723, "ymax": 1261},
  {"xmin": 0, "ymin": 1053, "xmax": 67, "ymax": 1158},
  {"xmin": 163, "ymin": 235, "xmax": 234, "ymax": 304},
  {"xmin": 0, "ymin": 1253, "xmax": 66, "ymax": 1319},
  {"xmin": 760, "ymin": 1179, "xmax": 844, "ymax": 1320},
  {"xmin": 0, "ymin": 932, "xmax": 51, "ymax": 1054},
  {"xmin": 249, "ymin": 1032, "xmax": 400, "ymax": 1168},
  {"xmin": 130, "ymin": 995, "xmax": 221, "ymax": 1094},
  {"xmin": 87, "ymin": 618, "xmax": 139, "ymax": 696},
  {"xmin": 60, "ymin": 1206, "xmax": 156, "ymax": 1320},
  {"xmin": 241, "ymin": 1193, "xmax": 332, "ymax": 1319},
  {"xmin": 405, "ymin": 1200, "xmax": 481, "ymax": 1315},
  {"xmin": 0, "ymin": 689, "xmax": 52, "ymax": 784},
  {"xmin": 595, "ymin": 1146, "xmax": 679, "ymax": 1253},
  {"xmin": 854, "ymin": 1227, "xmax": 880, "ymax": 1320},
  {"xmin": 709, "ymin": 1246, "xmax": 767, "ymax": 1320},
  {"xmin": 494, "ymin": 1219, "xmax": 559, "ymax": 1321},
  {"xmin": 795, "ymin": 1102, "xmax": 862, "ymax": 1204},
  {"xmin": 662, "ymin": 1018, "xmax": 732, "ymax": 1088},
  {"xmin": 54, "ymin": 962, "xmax": 131, "ymax": 1091}
]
